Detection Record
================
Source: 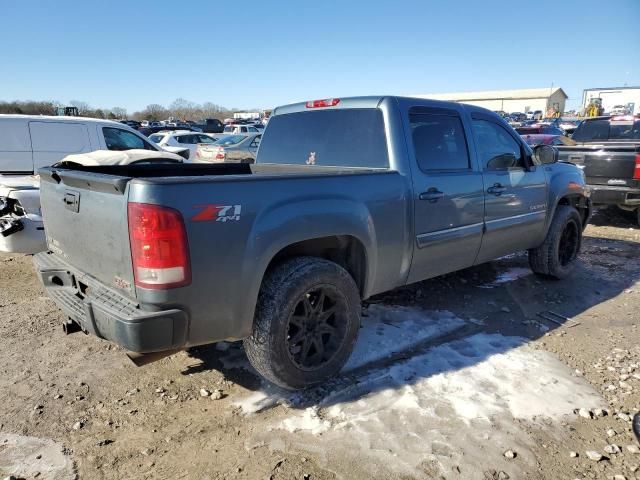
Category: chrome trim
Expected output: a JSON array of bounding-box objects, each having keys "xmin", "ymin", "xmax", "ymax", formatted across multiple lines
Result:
[{"xmin": 416, "ymin": 222, "xmax": 483, "ymax": 249}]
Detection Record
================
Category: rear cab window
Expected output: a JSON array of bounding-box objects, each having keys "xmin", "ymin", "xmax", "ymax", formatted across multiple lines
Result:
[
  {"xmin": 572, "ymin": 118, "xmax": 640, "ymax": 142},
  {"xmin": 257, "ymin": 109, "xmax": 389, "ymax": 168}
]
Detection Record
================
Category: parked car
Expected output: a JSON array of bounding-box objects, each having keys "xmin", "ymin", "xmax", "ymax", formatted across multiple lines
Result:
[
  {"xmin": 34, "ymin": 96, "xmax": 590, "ymax": 390},
  {"xmin": 148, "ymin": 131, "xmax": 221, "ymax": 159},
  {"xmin": 556, "ymin": 114, "xmax": 640, "ymax": 224},
  {"xmin": 509, "ymin": 112, "xmax": 526, "ymax": 122},
  {"xmin": 138, "ymin": 125, "xmax": 198, "ymax": 137},
  {"xmin": 119, "ymin": 120, "xmax": 141, "ymax": 129},
  {"xmin": 0, "ymin": 115, "xmax": 189, "ymax": 254},
  {"xmin": 195, "ymin": 133, "xmax": 261, "ymax": 163},
  {"xmin": 516, "ymin": 125, "xmax": 565, "ymax": 136},
  {"xmin": 609, "ymin": 105, "xmax": 629, "ymax": 115},
  {"xmin": 520, "ymin": 134, "xmax": 576, "ymax": 147},
  {"xmin": 222, "ymin": 124, "xmax": 260, "ymax": 134},
  {"xmin": 551, "ymin": 118, "xmax": 582, "ymax": 136},
  {"xmin": 192, "ymin": 118, "xmax": 224, "ymax": 133}
]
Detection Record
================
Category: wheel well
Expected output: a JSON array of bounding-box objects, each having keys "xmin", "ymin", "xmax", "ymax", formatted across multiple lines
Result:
[
  {"xmin": 558, "ymin": 195, "xmax": 590, "ymax": 227},
  {"xmin": 265, "ymin": 236, "xmax": 367, "ymax": 296}
]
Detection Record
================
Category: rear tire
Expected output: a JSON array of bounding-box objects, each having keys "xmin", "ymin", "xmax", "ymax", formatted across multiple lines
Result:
[
  {"xmin": 529, "ymin": 205, "xmax": 582, "ymax": 279},
  {"xmin": 244, "ymin": 257, "xmax": 361, "ymax": 390}
]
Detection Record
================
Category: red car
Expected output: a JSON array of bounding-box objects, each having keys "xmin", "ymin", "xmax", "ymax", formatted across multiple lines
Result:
[{"xmin": 520, "ymin": 134, "xmax": 575, "ymax": 147}]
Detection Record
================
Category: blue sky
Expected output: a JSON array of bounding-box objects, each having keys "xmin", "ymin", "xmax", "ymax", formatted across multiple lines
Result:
[{"xmin": 1, "ymin": 0, "xmax": 638, "ymax": 113}]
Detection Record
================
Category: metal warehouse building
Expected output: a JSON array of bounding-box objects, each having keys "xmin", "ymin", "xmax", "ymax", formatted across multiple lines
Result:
[
  {"xmin": 582, "ymin": 86, "xmax": 640, "ymax": 115},
  {"xmin": 416, "ymin": 87, "xmax": 568, "ymax": 115}
]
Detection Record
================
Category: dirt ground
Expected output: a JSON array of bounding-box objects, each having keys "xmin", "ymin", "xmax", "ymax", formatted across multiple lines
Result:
[{"xmin": 0, "ymin": 207, "xmax": 639, "ymax": 480}]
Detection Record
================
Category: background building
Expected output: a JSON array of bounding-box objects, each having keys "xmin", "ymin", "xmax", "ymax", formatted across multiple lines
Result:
[
  {"xmin": 582, "ymin": 86, "xmax": 640, "ymax": 115},
  {"xmin": 415, "ymin": 87, "xmax": 568, "ymax": 114}
]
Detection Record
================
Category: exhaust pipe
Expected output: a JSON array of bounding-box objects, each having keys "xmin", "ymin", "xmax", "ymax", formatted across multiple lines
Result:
[
  {"xmin": 62, "ymin": 320, "xmax": 82, "ymax": 335},
  {"xmin": 126, "ymin": 348, "xmax": 184, "ymax": 367}
]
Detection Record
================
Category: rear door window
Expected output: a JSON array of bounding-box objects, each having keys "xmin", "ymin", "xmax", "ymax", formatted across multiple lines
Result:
[
  {"xmin": 257, "ymin": 109, "xmax": 388, "ymax": 168},
  {"xmin": 196, "ymin": 134, "xmax": 216, "ymax": 144},
  {"xmin": 175, "ymin": 135, "xmax": 197, "ymax": 144},
  {"xmin": 410, "ymin": 112, "xmax": 470, "ymax": 171}
]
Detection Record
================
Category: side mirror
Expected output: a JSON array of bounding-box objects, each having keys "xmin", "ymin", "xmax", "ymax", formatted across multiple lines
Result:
[{"xmin": 534, "ymin": 144, "xmax": 558, "ymax": 165}]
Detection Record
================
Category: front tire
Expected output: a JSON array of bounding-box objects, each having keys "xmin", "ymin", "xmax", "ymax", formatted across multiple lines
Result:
[
  {"xmin": 244, "ymin": 257, "xmax": 361, "ymax": 390},
  {"xmin": 529, "ymin": 205, "xmax": 582, "ymax": 279}
]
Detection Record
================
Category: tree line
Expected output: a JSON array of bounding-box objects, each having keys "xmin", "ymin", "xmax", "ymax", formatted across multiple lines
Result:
[{"xmin": 0, "ymin": 98, "xmax": 249, "ymax": 121}]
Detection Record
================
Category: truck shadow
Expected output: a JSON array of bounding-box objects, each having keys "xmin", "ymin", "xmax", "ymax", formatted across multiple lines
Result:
[
  {"xmin": 589, "ymin": 205, "xmax": 639, "ymax": 229},
  {"xmin": 184, "ymin": 231, "xmax": 640, "ymax": 411}
]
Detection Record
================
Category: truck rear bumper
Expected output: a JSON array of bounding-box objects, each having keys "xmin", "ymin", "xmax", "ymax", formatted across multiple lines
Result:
[
  {"xmin": 33, "ymin": 252, "xmax": 188, "ymax": 353},
  {"xmin": 589, "ymin": 185, "xmax": 640, "ymax": 207}
]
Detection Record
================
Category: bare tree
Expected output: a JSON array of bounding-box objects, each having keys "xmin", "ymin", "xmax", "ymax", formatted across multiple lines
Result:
[
  {"xmin": 112, "ymin": 107, "xmax": 127, "ymax": 119},
  {"xmin": 69, "ymin": 100, "xmax": 91, "ymax": 115}
]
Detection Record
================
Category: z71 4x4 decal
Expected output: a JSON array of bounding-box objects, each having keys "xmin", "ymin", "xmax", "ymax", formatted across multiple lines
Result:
[{"xmin": 191, "ymin": 204, "xmax": 242, "ymax": 223}]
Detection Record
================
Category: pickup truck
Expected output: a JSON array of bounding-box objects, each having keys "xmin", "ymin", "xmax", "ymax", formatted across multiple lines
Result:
[
  {"xmin": 34, "ymin": 96, "xmax": 591, "ymax": 390},
  {"xmin": 193, "ymin": 118, "xmax": 224, "ymax": 134},
  {"xmin": 556, "ymin": 115, "xmax": 640, "ymax": 224}
]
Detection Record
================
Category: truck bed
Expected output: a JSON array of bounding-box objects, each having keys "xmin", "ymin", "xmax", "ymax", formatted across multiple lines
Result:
[{"xmin": 38, "ymin": 162, "xmax": 407, "ymax": 348}]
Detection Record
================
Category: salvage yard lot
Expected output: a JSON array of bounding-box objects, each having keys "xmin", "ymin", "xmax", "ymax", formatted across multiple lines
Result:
[{"xmin": 1, "ymin": 208, "xmax": 639, "ymax": 480}]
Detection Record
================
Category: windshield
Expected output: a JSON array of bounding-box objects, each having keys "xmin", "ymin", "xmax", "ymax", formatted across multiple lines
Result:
[
  {"xmin": 572, "ymin": 119, "xmax": 640, "ymax": 141},
  {"xmin": 257, "ymin": 108, "xmax": 389, "ymax": 168},
  {"xmin": 149, "ymin": 134, "xmax": 165, "ymax": 143},
  {"xmin": 214, "ymin": 135, "xmax": 246, "ymax": 146}
]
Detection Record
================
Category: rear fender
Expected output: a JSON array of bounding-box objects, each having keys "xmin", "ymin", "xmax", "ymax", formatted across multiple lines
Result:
[{"xmin": 235, "ymin": 198, "xmax": 377, "ymax": 335}]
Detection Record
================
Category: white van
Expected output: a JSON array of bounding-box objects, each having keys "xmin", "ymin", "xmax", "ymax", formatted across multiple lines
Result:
[{"xmin": 0, "ymin": 115, "xmax": 189, "ymax": 253}]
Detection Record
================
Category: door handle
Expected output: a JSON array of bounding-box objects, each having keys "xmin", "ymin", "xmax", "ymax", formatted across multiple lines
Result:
[
  {"xmin": 487, "ymin": 183, "xmax": 507, "ymax": 196},
  {"xmin": 419, "ymin": 188, "xmax": 445, "ymax": 202}
]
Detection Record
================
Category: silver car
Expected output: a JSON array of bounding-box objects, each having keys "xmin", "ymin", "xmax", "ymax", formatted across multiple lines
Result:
[{"xmin": 195, "ymin": 133, "xmax": 261, "ymax": 163}]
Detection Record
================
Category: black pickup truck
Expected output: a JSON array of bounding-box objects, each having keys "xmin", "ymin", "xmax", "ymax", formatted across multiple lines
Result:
[{"xmin": 556, "ymin": 115, "xmax": 640, "ymax": 224}]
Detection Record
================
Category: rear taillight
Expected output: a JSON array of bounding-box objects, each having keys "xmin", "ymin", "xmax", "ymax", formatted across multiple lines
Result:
[
  {"xmin": 305, "ymin": 98, "xmax": 340, "ymax": 108},
  {"xmin": 128, "ymin": 202, "xmax": 191, "ymax": 289},
  {"xmin": 634, "ymin": 154, "xmax": 640, "ymax": 180},
  {"xmin": 215, "ymin": 147, "xmax": 225, "ymax": 160}
]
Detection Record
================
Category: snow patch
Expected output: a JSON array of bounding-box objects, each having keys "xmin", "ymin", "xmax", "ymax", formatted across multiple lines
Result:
[
  {"xmin": 281, "ymin": 407, "xmax": 330, "ymax": 434},
  {"xmin": 258, "ymin": 334, "xmax": 603, "ymax": 479},
  {"xmin": 233, "ymin": 305, "xmax": 470, "ymax": 415},
  {"xmin": 345, "ymin": 305, "xmax": 466, "ymax": 370},
  {"xmin": 0, "ymin": 434, "xmax": 74, "ymax": 480},
  {"xmin": 478, "ymin": 267, "xmax": 532, "ymax": 288}
]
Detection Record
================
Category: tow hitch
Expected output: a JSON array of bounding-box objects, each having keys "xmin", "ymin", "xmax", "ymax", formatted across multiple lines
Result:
[
  {"xmin": 127, "ymin": 349, "xmax": 184, "ymax": 367},
  {"xmin": 62, "ymin": 319, "xmax": 82, "ymax": 335},
  {"xmin": 0, "ymin": 218, "xmax": 24, "ymax": 237}
]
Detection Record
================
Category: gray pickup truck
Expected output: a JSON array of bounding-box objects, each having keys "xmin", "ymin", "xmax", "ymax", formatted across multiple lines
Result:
[
  {"xmin": 556, "ymin": 114, "xmax": 640, "ymax": 225},
  {"xmin": 34, "ymin": 96, "xmax": 591, "ymax": 389}
]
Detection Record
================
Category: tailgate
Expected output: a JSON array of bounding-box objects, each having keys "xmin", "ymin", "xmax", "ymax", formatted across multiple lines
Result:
[
  {"xmin": 39, "ymin": 167, "xmax": 136, "ymax": 297},
  {"xmin": 558, "ymin": 144, "xmax": 639, "ymax": 186}
]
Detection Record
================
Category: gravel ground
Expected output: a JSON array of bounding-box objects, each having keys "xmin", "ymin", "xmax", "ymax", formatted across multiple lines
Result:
[{"xmin": 0, "ymin": 207, "xmax": 639, "ymax": 480}]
